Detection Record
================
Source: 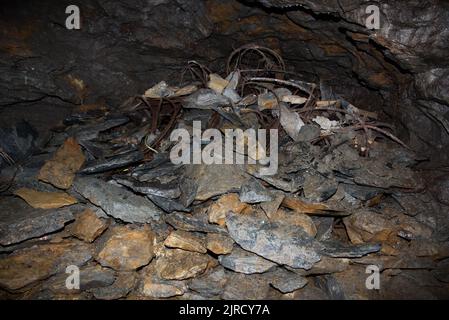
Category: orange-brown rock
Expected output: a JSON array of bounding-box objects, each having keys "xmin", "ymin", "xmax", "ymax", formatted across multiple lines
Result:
[
  {"xmin": 208, "ymin": 193, "xmax": 250, "ymax": 226},
  {"xmin": 206, "ymin": 233, "xmax": 234, "ymax": 255},
  {"xmin": 96, "ymin": 226, "xmax": 155, "ymax": 271},
  {"xmin": 70, "ymin": 209, "xmax": 109, "ymax": 243},
  {"xmin": 155, "ymin": 248, "xmax": 211, "ymax": 280},
  {"xmin": 14, "ymin": 188, "xmax": 78, "ymax": 209},
  {"xmin": 164, "ymin": 230, "xmax": 206, "ymax": 253},
  {"xmin": 0, "ymin": 240, "xmax": 92, "ymax": 291},
  {"xmin": 38, "ymin": 137, "xmax": 85, "ymax": 189}
]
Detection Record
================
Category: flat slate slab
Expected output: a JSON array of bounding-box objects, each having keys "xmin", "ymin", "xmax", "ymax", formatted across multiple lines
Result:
[
  {"xmin": 0, "ymin": 197, "xmax": 75, "ymax": 246},
  {"xmin": 225, "ymin": 213, "xmax": 323, "ymax": 270},
  {"xmin": 73, "ymin": 177, "xmax": 163, "ymax": 224}
]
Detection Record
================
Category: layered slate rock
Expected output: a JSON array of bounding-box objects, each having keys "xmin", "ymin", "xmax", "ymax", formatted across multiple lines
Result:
[
  {"xmin": 239, "ymin": 178, "xmax": 273, "ymax": 204},
  {"xmin": 166, "ymin": 212, "xmax": 226, "ymax": 234},
  {"xmin": 269, "ymin": 268, "xmax": 308, "ymax": 293},
  {"xmin": 188, "ymin": 267, "xmax": 228, "ymax": 298},
  {"xmin": 208, "ymin": 193, "xmax": 250, "ymax": 226},
  {"xmin": 96, "ymin": 226, "xmax": 155, "ymax": 271},
  {"xmin": 44, "ymin": 265, "xmax": 116, "ymax": 293},
  {"xmin": 0, "ymin": 197, "xmax": 74, "ymax": 246},
  {"xmin": 219, "ymin": 247, "xmax": 277, "ymax": 274},
  {"xmin": 90, "ymin": 272, "xmax": 137, "ymax": 300},
  {"xmin": 73, "ymin": 177, "xmax": 163, "ymax": 223},
  {"xmin": 184, "ymin": 164, "xmax": 248, "ymax": 201},
  {"xmin": 0, "ymin": 240, "xmax": 92, "ymax": 291},
  {"xmin": 164, "ymin": 230, "xmax": 207, "ymax": 253},
  {"xmin": 225, "ymin": 213, "xmax": 323, "ymax": 269}
]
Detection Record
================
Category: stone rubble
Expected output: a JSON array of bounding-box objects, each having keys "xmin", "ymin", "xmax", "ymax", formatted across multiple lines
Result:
[{"xmin": 1, "ymin": 47, "xmax": 448, "ymax": 300}]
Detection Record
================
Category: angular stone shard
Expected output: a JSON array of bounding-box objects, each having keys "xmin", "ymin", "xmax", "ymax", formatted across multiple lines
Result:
[
  {"xmin": 38, "ymin": 137, "xmax": 85, "ymax": 189},
  {"xmin": 206, "ymin": 233, "xmax": 234, "ymax": 255},
  {"xmin": 90, "ymin": 272, "xmax": 137, "ymax": 300},
  {"xmin": 155, "ymin": 248, "xmax": 210, "ymax": 280},
  {"xmin": 113, "ymin": 175, "xmax": 181, "ymax": 199},
  {"xmin": 225, "ymin": 213, "xmax": 323, "ymax": 269},
  {"xmin": 70, "ymin": 208, "xmax": 109, "ymax": 243},
  {"xmin": 208, "ymin": 193, "xmax": 250, "ymax": 226},
  {"xmin": 184, "ymin": 164, "xmax": 248, "ymax": 201},
  {"xmin": 73, "ymin": 177, "xmax": 163, "ymax": 223},
  {"xmin": 188, "ymin": 267, "xmax": 227, "ymax": 298},
  {"xmin": 270, "ymin": 209, "xmax": 317, "ymax": 237},
  {"xmin": 269, "ymin": 268, "xmax": 308, "ymax": 293},
  {"xmin": 142, "ymin": 280, "xmax": 185, "ymax": 298},
  {"xmin": 80, "ymin": 150, "xmax": 144, "ymax": 174},
  {"xmin": 166, "ymin": 212, "xmax": 226, "ymax": 234},
  {"xmin": 96, "ymin": 226, "xmax": 155, "ymax": 271},
  {"xmin": 164, "ymin": 230, "xmax": 207, "ymax": 253},
  {"xmin": 44, "ymin": 265, "xmax": 116, "ymax": 293},
  {"xmin": 320, "ymin": 241, "xmax": 382, "ymax": 258},
  {"xmin": 239, "ymin": 178, "xmax": 273, "ymax": 204}
]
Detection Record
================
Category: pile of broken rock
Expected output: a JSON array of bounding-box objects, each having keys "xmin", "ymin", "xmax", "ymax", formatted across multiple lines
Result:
[{"xmin": 1, "ymin": 46, "xmax": 449, "ymax": 300}]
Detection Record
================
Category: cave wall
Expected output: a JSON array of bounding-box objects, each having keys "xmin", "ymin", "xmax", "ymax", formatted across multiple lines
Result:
[{"xmin": 0, "ymin": 0, "xmax": 448, "ymax": 164}]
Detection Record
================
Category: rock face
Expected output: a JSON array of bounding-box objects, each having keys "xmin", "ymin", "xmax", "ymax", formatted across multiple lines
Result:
[
  {"xmin": 73, "ymin": 177, "xmax": 163, "ymax": 224},
  {"xmin": 96, "ymin": 226, "xmax": 155, "ymax": 271},
  {"xmin": 2, "ymin": 0, "xmax": 447, "ymax": 165},
  {"xmin": 225, "ymin": 213, "xmax": 323, "ymax": 269}
]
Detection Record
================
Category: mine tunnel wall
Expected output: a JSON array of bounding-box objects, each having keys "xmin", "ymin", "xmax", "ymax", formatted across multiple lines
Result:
[{"xmin": 1, "ymin": 0, "xmax": 448, "ymax": 165}]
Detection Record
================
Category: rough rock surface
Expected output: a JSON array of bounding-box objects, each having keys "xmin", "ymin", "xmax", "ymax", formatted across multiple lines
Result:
[
  {"xmin": 2, "ymin": 0, "xmax": 448, "ymax": 164},
  {"xmin": 225, "ymin": 212, "xmax": 323, "ymax": 269},
  {"xmin": 96, "ymin": 226, "xmax": 155, "ymax": 271},
  {"xmin": 0, "ymin": 240, "xmax": 92, "ymax": 291},
  {"xmin": 69, "ymin": 208, "xmax": 109, "ymax": 243},
  {"xmin": 155, "ymin": 248, "xmax": 211, "ymax": 280},
  {"xmin": 0, "ymin": 197, "xmax": 74, "ymax": 246},
  {"xmin": 219, "ymin": 247, "xmax": 277, "ymax": 274},
  {"xmin": 73, "ymin": 177, "xmax": 163, "ymax": 224}
]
